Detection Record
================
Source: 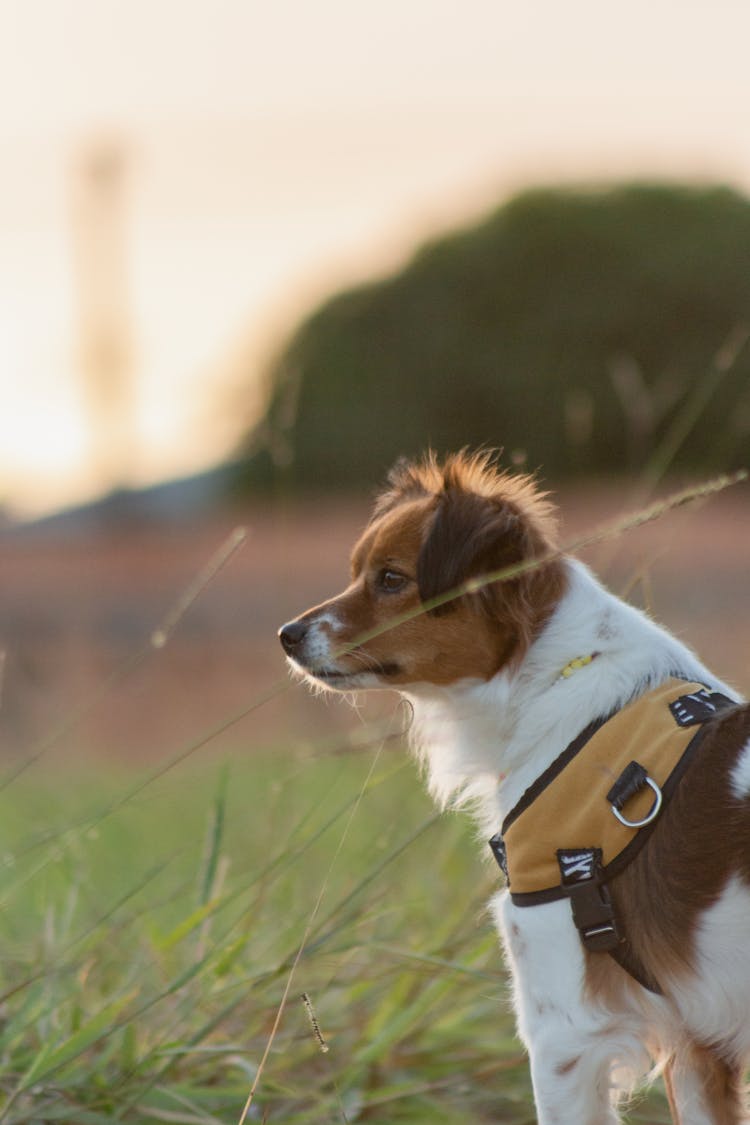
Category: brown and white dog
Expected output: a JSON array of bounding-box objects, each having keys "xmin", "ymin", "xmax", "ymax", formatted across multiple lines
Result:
[{"xmin": 278, "ymin": 450, "xmax": 750, "ymax": 1124}]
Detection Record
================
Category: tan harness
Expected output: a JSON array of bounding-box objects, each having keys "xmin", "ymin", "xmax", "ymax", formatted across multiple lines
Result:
[{"xmin": 489, "ymin": 678, "xmax": 738, "ymax": 992}]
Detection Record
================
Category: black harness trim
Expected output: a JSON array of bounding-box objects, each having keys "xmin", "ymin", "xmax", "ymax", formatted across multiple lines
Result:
[{"xmin": 489, "ymin": 683, "xmax": 739, "ymax": 994}]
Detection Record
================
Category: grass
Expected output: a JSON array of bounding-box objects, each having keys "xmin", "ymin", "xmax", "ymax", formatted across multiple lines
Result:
[{"xmin": 0, "ymin": 723, "xmax": 674, "ymax": 1124}]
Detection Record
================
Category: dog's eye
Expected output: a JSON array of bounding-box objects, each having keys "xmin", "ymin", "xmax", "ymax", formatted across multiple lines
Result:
[{"xmin": 377, "ymin": 568, "xmax": 409, "ymax": 594}]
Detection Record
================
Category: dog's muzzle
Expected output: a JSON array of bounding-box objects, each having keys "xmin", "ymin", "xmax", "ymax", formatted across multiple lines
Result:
[{"xmin": 278, "ymin": 616, "xmax": 401, "ymax": 683}]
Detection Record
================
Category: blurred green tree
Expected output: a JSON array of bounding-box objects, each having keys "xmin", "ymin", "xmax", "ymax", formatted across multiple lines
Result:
[{"xmin": 236, "ymin": 183, "xmax": 750, "ymax": 489}]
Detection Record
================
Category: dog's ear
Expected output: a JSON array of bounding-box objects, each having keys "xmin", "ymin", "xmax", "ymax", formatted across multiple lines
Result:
[
  {"xmin": 417, "ymin": 487, "xmax": 565, "ymax": 657},
  {"xmin": 417, "ymin": 490, "xmax": 533, "ymax": 615}
]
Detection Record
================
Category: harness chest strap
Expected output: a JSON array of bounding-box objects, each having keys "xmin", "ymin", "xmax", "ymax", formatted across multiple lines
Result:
[{"xmin": 489, "ymin": 679, "xmax": 739, "ymax": 992}]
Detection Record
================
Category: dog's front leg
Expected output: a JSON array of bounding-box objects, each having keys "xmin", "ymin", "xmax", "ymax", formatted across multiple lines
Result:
[
  {"xmin": 526, "ymin": 1032, "xmax": 622, "ymax": 1125},
  {"xmin": 492, "ymin": 893, "xmax": 629, "ymax": 1125}
]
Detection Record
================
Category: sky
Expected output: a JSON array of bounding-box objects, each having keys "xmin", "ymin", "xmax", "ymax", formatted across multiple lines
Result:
[{"xmin": 2, "ymin": 0, "xmax": 750, "ymax": 517}]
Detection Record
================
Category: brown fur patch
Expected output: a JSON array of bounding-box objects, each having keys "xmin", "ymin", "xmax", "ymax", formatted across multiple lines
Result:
[
  {"xmin": 291, "ymin": 451, "xmax": 567, "ymax": 687},
  {"xmin": 333, "ymin": 496, "xmax": 506, "ymax": 683}
]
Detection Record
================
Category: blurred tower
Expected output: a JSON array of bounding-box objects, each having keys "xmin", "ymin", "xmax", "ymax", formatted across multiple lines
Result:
[{"xmin": 71, "ymin": 138, "xmax": 135, "ymax": 495}]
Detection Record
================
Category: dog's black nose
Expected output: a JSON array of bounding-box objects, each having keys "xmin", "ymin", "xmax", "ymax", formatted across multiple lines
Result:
[{"xmin": 278, "ymin": 619, "xmax": 308, "ymax": 654}]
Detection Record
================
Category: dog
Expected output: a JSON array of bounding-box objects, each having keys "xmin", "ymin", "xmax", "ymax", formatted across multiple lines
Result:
[{"xmin": 278, "ymin": 450, "xmax": 750, "ymax": 1124}]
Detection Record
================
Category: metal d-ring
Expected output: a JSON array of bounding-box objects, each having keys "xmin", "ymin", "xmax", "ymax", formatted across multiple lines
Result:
[{"xmin": 610, "ymin": 775, "xmax": 663, "ymax": 828}]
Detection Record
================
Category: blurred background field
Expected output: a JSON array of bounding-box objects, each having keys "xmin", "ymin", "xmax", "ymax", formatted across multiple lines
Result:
[
  {"xmin": 2, "ymin": 483, "xmax": 749, "ymax": 764},
  {"xmin": 2, "ymin": 1, "xmax": 750, "ymax": 1120}
]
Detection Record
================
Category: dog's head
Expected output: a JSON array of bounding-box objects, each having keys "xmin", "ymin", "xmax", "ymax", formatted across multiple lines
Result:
[{"xmin": 278, "ymin": 451, "xmax": 566, "ymax": 692}]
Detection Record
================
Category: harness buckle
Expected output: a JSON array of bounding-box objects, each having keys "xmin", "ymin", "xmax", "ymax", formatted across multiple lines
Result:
[{"xmin": 557, "ymin": 848, "xmax": 621, "ymax": 953}]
